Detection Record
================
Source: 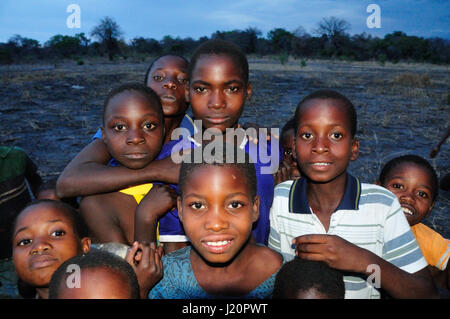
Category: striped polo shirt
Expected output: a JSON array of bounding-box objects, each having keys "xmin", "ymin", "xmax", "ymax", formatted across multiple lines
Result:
[{"xmin": 268, "ymin": 173, "xmax": 428, "ymax": 299}]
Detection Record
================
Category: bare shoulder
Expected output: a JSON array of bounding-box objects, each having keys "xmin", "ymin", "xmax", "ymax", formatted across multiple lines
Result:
[{"xmin": 251, "ymin": 244, "xmax": 283, "ymax": 272}]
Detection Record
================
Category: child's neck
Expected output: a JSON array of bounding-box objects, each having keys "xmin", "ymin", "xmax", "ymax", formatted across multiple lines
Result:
[
  {"xmin": 164, "ymin": 114, "xmax": 185, "ymax": 144},
  {"xmin": 306, "ymin": 173, "xmax": 348, "ymax": 232}
]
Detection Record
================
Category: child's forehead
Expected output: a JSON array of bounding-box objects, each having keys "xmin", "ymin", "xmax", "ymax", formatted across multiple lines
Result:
[
  {"xmin": 387, "ymin": 162, "xmax": 432, "ymax": 180},
  {"xmin": 297, "ymin": 98, "xmax": 351, "ymax": 125},
  {"xmin": 194, "ymin": 54, "xmax": 245, "ymax": 78},
  {"xmin": 107, "ymin": 91, "xmax": 161, "ymax": 115},
  {"xmin": 151, "ymin": 55, "xmax": 188, "ymax": 71},
  {"xmin": 15, "ymin": 204, "xmax": 73, "ymax": 228}
]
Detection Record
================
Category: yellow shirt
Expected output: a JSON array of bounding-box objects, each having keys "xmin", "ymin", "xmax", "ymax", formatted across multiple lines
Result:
[{"xmin": 411, "ymin": 223, "xmax": 450, "ymax": 270}]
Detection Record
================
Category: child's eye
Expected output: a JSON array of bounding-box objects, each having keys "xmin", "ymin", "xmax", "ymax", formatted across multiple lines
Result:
[
  {"xmin": 17, "ymin": 238, "xmax": 32, "ymax": 246},
  {"xmin": 228, "ymin": 86, "xmax": 240, "ymax": 93},
  {"xmin": 228, "ymin": 201, "xmax": 243, "ymax": 209},
  {"xmin": 113, "ymin": 124, "xmax": 126, "ymax": 131},
  {"xmin": 392, "ymin": 183, "xmax": 403, "ymax": 190},
  {"xmin": 284, "ymin": 149, "xmax": 292, "ymax": 156},
  {"xmin": 51, "ymin": 230, "xmax": 66, "ymax": 237},
  {"xmin": 189, "ymin": 202, "xmax": 205, "ymax": 210},
  {"xmin": 194, "ymin": 86, "xmax": 206, "ymax": 93},
  {"xmin": 152, "ymin": 75, "xmax": 163, "ymax": 82},
  {"xmin": 301, "ymin": 132, "xmax": 313, "ymax": 140},
  {"xmin": 417, "ymin": 191, "xmax": 428, "ymax": 199},
  {"xmin": 144, "ymin": 123, "xmax": 156, "ymax": 130},
  {"xmin": 330, "ymin": 132, "xmax": 343, "ymax": 140},
  {"xmin": 178, "ymin": 78, "xmax": 187, "ymax": 85}
]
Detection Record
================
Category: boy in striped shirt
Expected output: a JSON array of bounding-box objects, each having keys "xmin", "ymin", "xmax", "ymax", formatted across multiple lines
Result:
[{"xmin": 268, "ymin": 90, "xmax": 438, "ymax": 298}]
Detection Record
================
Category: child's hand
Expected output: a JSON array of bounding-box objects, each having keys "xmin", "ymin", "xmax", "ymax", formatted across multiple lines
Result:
[
  {"xmin": 126, "ymin": 241, "xmax": 163, "ymax": 299},
  {"xmin": 292, "ymin": 234, "xmax": 369, "ymax": 273},
  {"xmin": 139, "ymin": 184, "xmax": 177, "ymax": 219}
]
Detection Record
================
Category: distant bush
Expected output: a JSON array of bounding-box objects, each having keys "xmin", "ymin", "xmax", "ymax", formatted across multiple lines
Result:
[
  {"xmin": 278, "ymin": 52, "xmax": 289, "ymax": 65},
  {"xmin": 392, "ymin": 73, "xmax": 431, "ymax": 87}
]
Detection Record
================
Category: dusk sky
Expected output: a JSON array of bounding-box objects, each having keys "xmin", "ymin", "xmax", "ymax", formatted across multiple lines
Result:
[{"xmin": 0, "ymin": 0, "xmax": 449, "ymax": 44}]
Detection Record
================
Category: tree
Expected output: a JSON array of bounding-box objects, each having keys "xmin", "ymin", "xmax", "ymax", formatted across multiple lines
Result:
[
  {"xmin": 314, "ymin": 17, "xmax": 351, "ymax": 55},
  {"xmin": 314, "ymin": 16, "xmax": 351, "ymax": 38},
  {"xmin": 90, "ymin": 16, "xmax": 123, "ymax": 60},
  {"xmin": 267, "ymin": 28, "xmax": 293, "ymax": 53}
]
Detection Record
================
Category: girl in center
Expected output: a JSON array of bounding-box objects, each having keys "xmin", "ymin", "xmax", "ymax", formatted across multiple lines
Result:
[{"xmin": 149, "ymin": 143, "xmax": 282, "ymax": 298}]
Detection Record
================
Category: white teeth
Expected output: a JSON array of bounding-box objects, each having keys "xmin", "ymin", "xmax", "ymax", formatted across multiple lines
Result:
[
  {"xmin": 402, "ymin": 207, "xmax": 413, "ymax": 215},
  {"xmin": 312, "ymin": 163, "xmax": 330, "ymax": 166},
  {"xmin": 206, "ymin": 241, "xmax": 230, "ymax": 246}
]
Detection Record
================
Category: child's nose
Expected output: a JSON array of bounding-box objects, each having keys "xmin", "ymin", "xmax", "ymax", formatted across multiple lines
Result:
[
  {"xmin": 126, "ymin": 128, "xmax": 145, "ymax": 144},
  {"xmin": 163, "ymin": 79, "xmax": 177, "ymax": 90},
  {"xmin": 205, "ymin": 208, "xmax": 230, "ymax": 232},
  {"xmin": 30, "ymin": 238, "xmax": 51, "ymax": 255},
  {"xmin": 208, "ymin": 90, "xmax": 225, "ymax": 109},
  {"xmin": 312, "ymin": 136, "xmax": 328, "ymax": 153}
]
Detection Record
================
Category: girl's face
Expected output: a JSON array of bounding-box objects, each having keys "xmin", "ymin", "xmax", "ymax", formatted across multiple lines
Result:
[
  {"xmin": 102, "ymin": 91, "xmax": 164, "ymax": 169},
  {"xmin": 294, "ymin": 99, "xmax": 359, "ymax": 184},
  {"xmin": 12, "ymin": 203, "xmax": 90, "ymax": 288},
  {"xmin": 282, "ymin": 128, "xmax": 296, "ymax": 165},
  {"xmin": 146, "ymin": 55, "xmax": 189, "ymax": 118},
  {"xmin": 381, "ymin": 163, "xmax": 435, "ymax": 226},
  {"xmin": 186, "ymin": 54, "xmax": 252, "ymax": 133},
  {"xmin": 178, "ymin": 165, "xmax": 259, "ymax": 264}
]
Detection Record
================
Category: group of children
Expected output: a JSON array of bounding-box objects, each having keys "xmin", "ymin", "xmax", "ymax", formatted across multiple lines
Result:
[{"xmin": 3, "ymin": 39, "xmax": 449, "ymax": 299}]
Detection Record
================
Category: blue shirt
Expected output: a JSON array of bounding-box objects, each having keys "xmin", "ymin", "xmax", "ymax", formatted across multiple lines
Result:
[{"xmin": 149, "ymin": 246, "xmax": 277, "ymax": 299}]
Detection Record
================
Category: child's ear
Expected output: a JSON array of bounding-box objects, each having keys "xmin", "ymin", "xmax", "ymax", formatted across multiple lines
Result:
[
  {"xmin": 81, "ymin": 237, "xmax": 91, "ymax": 254},
  {"xmin": 251, "ymin": 195, "xmax": 260, "ymax": 223},
  {"xmin": 246, "ymin": 82, "xmax": 253, "ymax": 100},
  {"xmin": 177, "ymin": 197, "xmax": 183, "ymax": 223},
  {"xmin": 375, "ymin": 180, "xmax": 381, "ymax": 186},
  {"xmin": 101, "ymin": 127, "xmax": 106, "ymax": 141},
  {"xmin": 350, "ymin": 138, "xmax": 359, "ymax": 161}
]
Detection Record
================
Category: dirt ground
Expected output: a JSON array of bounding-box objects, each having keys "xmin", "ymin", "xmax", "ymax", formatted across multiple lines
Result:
[{"xmin": 0, "ymin": 56, "xmax": 449, "ymax": 238}]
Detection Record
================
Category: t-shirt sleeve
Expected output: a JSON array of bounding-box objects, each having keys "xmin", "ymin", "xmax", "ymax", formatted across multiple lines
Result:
[
  {"xmin": 92, "ymin": 127, "xmax": 102, "ymax": 141},
  {"xmin": 382, "ymin": 197, "xmax": 428, "ymax": 273},
  {"xmin": 158, "ymin": 208, "xmax": 188, "ymax": 242},
  {"xmin": 268, "ymin": 186, "xmax": 283, "ymax": 253}
]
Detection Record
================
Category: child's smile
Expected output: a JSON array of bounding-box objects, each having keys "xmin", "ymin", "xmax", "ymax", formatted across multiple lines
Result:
[
  {"xmin": 178, "ymin": 165, "xmax": 259, "ymax": 264},
  {"xmin": 382, "ymin": 163, "xmax": 435, "ymax": 226},
  {"xmin": 295, "ymin": 99, "xmax": 358, "ymax": 184}
]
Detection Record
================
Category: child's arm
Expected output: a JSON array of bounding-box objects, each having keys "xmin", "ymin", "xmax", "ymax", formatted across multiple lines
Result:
[
  {"xmin": 56, "ymin": 139, "xmax": 180, "ymax": 198},
  {"xmin": 430, "ymin": 126, "xmax": 450, "ymax": 158},
  {"xmin": 134, "ymin": 184, "xmax": 178, "ymax": 243},
  {"xmin": 125, "ymin": 241, "xmax": 163, "ymax": 299},
  {"xmin": 293, "ymin": 234, "xmax": 439, "ymax": 298}
]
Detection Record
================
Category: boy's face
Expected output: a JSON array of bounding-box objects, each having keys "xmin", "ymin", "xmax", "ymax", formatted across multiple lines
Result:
[
  {"xmin": 381, "ymin": 163, "xmax": 435, "ymax": 226},
  {"xmin": 282, "ymin": 128, "xmax": 296, "ymax": 165},
  {"xmin": 56, "ymin": 267, "xmax": 134, "ymax": 299},
  {"xmin": 146, "ymin": 55, "xmax": 189, "ymax": 118},
  {"xmin": 294, "ymin": 98, "xmax": 359, "ymax": 184},
  {"xmin": 177, "ymin": 165, "xmax": 259, "ymax": 264},
  {"xmin": 12, "ymin": 204, "xmax": 90, "ymax": 288},
  {"xmin": 186, "ymin": 54, "xmax": 252, "ymax": 133},
  {"xmin": 102, "ymin": 91, "xmax": 164, "ymax": 169}
]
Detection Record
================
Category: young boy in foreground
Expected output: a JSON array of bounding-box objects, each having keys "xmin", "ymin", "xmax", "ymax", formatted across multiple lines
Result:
[{"xmin": 268, "ymin": 89, "xmax": 438, "ymax": 298}]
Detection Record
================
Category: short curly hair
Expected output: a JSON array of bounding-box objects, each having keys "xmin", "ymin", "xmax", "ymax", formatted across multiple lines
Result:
[
  {"xmin": 273, "ymin": 257, "xmax": 345, "ymax": 299},
  {"xmin": 49, "ymin": 249, "xmax": 140, "ymax": 299}
]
